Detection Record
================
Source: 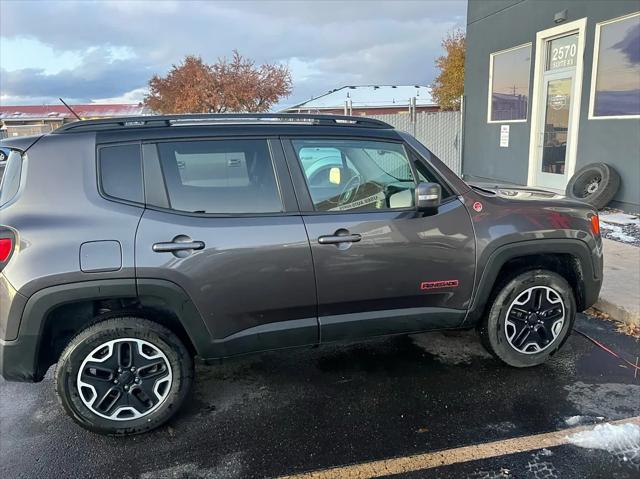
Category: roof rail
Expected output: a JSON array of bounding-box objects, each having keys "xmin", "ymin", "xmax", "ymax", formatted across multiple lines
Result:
[{"xmin": 53, "ymin": 113, "xmax": 393, "ymax": 133}]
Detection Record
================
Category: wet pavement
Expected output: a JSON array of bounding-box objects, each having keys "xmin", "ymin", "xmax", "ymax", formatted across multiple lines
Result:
[{"xmin": 1, "ymin": 313, "xmax": 639, "ymax": 479}]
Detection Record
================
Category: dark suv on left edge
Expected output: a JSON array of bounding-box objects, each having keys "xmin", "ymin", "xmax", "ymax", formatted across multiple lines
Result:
[{"xmin": 0, "ymin": 114, "xmax": 602, "ymax": 435}]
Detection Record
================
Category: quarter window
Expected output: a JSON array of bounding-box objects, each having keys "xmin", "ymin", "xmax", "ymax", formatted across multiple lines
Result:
[
  {"xmin": 155, "ymin": 139, "xmax": 282, "ymax": 214},
  {"xmin": 99, "ymin": 144, "xmax": 143, "ymax": 204},
  {"xmin": 0, "ymin": 150, "xmax": 23, "ymax": 207},
  {"xmin": 293, "ymin": 139, "xmax": 416, "ymax": 212},
  {"xmin": 590, "ymin": 12, "xmax": 640, "ymax": 118},
  {"xmin": 488, "ymin": 44, "xmax": 532, "ymax": 122}
]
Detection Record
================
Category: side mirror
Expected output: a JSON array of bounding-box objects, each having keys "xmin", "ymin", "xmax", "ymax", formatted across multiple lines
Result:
[{"xmin": 416, "ymin": 182, "xmax": 441, "ymax": 211}]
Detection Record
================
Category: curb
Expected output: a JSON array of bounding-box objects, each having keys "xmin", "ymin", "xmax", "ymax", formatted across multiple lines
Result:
[
  {"xmin": 592, "ymin": 298, "xmax": 640, "ymax": 327},
  {"xmin": 594, "ymin": 239, "xmax": 640, "ymax": 328}
]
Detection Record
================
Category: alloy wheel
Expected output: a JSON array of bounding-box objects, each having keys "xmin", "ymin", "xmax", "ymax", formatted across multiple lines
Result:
[
  {"xmin": 584, "ymin": 176, "xmax": 601, "ymax": 196},
  {"xmin": 504, "ymin": 286, "xmax": 565, "ymax": 354},
  {"xmin": 76, "ymin": 338, "xmax": 172, "ymax": 420}
]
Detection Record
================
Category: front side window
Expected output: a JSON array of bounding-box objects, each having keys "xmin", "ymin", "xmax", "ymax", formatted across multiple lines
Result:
[
  {"xmin": 591, "ymin": 12, "xmax": 640, "ymax": 118},
  {"xmin": 156, "ymin": 139, "xmax": 282, "ymax": 214},
  {"xmin": 489, "ymin": 44, "xmax": 532, "ymax": 122},
  {"xmin": 293, "ymin": 139, "xmax": 416, "ymax": 212}
]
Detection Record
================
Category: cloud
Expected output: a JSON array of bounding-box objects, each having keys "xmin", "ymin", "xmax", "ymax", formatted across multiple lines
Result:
[
  {"xmin": 1, "ymin": 49, "xmax": 152, "ymax": 103},
  {"xmin": 0, "ymin": 0, "xmax": 466, "ymax": 106}
]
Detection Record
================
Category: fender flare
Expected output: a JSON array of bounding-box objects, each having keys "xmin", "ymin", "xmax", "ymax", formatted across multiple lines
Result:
[
  {"xmin": 4, "ymin": 278, "xmax": 210, "ymax": 382},
  {"xmin": 464, "ymin": 238, "xmax": 602, "ymax": 325}
]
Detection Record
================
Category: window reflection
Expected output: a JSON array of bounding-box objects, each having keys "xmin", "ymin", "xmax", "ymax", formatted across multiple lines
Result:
[
  {"xmin": 490, "ymin": 44, "xmax": 532, "ymax": 121},
  {"xmin": 593, "ymin": 13, "xmax": 640, "ymax": 117}
]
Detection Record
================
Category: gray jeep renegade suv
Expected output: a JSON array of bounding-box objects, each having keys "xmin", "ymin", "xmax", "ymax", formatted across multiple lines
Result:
[{"xmin": 0, "ymin": 114, "xmax": 603, "ymax": 435}]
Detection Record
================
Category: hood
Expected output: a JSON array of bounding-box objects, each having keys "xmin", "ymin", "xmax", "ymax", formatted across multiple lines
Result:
[
  {"xmin": 467, "ymin": 181, "xmax": 566, "ymax": 201},
  {"xmin": 467, "ymin": 181, "xmax": 594, "ymax": 210}
]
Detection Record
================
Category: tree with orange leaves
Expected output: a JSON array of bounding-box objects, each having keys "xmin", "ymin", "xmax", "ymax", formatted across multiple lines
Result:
[
  {"xmin": 431, "ymin": 30, "xmax": 465, "ymax": 110},
  {"xmin": 144, "ymin": 51, "xmax": 292, "ymax": 114}
]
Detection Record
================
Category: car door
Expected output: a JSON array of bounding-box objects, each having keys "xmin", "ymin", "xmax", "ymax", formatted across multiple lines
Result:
[
  {"xmin": 283, "ymin": 137, "xmax": 475, "ymax": 342},
  {"xmin": 135, "ymin": 136, "xmax": 318, "ymax": 358}
]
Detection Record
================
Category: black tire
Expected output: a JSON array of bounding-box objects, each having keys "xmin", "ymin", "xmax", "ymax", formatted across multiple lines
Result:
[
  {"xmin": 0, "ymin": 150, "xmax": 7, "ymax": 162},
  {"xmin": 479, "ymin": 270, "xmax": 576, "ymax": 368},
  {"xmin": 55, "ymin": 317, "xmax": 193, "ymax": 435},
  {"xmin": 565, "ymin": 162, "xmax": 620, "ymax": 210}
]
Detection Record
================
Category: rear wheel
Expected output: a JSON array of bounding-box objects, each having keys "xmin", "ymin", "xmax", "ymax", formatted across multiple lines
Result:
[
  {"xmin": 479, "ymin": 270, "xmax": 576, "ymax": 367},
  {"xmin": 55, "ymin": 317, "xmax": 193, "ymax": 435}
]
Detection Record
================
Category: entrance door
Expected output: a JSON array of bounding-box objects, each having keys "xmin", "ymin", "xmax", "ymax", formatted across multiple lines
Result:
[
  {"xmin": 531, "ymin": 29, "xmax": 583, "ymax": 191},
  {"xmin": 536, "ymin": 70, "xmax": 576, "ymax": 190}
]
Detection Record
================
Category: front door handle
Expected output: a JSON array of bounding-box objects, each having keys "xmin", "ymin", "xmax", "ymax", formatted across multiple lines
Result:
[
  {"xmin": 317, "ymin": 233, "xmax": 362, "ymax": 245},
  {"xmin": 152, "ymin": 239, "xmax": 205, "ymax": 253}
]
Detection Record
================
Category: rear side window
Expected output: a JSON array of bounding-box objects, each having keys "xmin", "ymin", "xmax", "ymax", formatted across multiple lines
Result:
[
  {"xmin": 99, "ymin": 144, "xmax": 143, "ymax": 203},
  {"xmin": 155, "ymin": 139, "xmax": 282, "ymax": 214},
  {"xmin": 0, "ymin": 150, "xmax": 23, "ymax": 207}
]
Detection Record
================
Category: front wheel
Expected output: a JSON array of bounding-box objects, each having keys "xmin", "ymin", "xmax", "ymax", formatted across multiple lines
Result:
[
  {"xmin": 479, "ymin": 270, "xmax": 576, "ymax": 368},
  {"xmin": 55, "ymin": 317, "xmax": 193, "ymax": 435}
]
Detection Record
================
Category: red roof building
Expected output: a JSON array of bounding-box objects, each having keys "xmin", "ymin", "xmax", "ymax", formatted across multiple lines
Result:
[{"xmin": 0, "ymin": 103, "xmax": 150, "ymax": 137}]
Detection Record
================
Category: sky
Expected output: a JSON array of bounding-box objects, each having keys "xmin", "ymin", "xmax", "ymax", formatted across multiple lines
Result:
[{"xmin": 0, "ymin": 0, "xmax": 466, "ymax": 110}]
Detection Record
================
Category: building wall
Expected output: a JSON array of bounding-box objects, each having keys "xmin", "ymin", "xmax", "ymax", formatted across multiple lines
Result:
[{"xmin": 463, "ymin": 0, "xmax": 639, "ymax": 210}]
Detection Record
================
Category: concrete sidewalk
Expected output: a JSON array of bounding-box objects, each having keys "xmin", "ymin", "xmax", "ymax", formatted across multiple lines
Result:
[{"xmin": 593, "ymin": 239, "xmax": 640, "ymax": 326}]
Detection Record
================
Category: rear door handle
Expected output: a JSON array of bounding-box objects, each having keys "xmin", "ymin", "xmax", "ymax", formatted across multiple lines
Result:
[
  {"xmin": 152, "ymin": 240, "xmax": 205, "ymax": 252},
  {"xmin": 317, "ymin": 234, "xmax": 362, "ymax": 245}
]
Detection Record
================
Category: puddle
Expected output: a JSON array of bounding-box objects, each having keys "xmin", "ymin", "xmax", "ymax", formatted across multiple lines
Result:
[
  {"xmin": 410, "ymin": 331, "xmax": 492, "ymax": 365},
  {"xmin": 564, "ymin": 382, "xmax": 640, "ymax": 418}
]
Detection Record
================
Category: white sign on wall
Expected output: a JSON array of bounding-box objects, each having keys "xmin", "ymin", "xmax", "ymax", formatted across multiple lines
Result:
[{"xmin": 500, "ymin": 124, "xmax": 510, "ymax": 147}]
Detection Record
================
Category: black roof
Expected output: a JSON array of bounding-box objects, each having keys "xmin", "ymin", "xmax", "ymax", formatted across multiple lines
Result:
[{"xmin": 54, "ymin": 113, "xmax": 393, "ymax": 134}]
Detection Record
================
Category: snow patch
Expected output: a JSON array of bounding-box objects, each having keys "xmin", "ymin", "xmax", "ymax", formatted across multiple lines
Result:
[
  {"xmin": 564, "ymin": 415, "xmax": 605, "ymax": 426},
  {"xmin": 567, "ymin": 423, "xmax": 640, "ymax": 466},
  {"xmin": 600, "ymin": 223, "xmax": 636, "ymax": 243}
]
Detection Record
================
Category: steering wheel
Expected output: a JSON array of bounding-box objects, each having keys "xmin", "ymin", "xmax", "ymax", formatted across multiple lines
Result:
[{"xmin": 338, "ymin": 174, "xmax": 363, "ymax": 206}]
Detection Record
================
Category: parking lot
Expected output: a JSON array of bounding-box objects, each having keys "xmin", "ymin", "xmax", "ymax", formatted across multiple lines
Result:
[{"xmin": 1, "ymin": 313, "xmax": 638, "ymax": 479}]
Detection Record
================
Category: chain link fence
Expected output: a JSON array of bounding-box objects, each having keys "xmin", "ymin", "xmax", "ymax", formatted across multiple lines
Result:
[{"xmin": 366, "ymin": 110, "xmax": 463, "ymax": 175}]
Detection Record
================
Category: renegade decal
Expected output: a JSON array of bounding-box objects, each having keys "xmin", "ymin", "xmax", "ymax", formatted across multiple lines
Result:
[{"xmin": 420, "ymin": 280, "xmax": 460, "ymax": 290}]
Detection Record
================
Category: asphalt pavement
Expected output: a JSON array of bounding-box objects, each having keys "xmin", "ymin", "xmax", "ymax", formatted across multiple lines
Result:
[{"xmin": 1, "ymin": 313, "xmax": 639, "ymax": 479}]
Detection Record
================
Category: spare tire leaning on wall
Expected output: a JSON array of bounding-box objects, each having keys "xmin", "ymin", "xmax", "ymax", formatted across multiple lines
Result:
[{"xmin": 565, "ymin": 163, "xmax": 620, "ymax": 210}]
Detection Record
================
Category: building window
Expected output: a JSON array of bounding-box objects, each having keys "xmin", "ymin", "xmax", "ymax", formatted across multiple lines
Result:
[
  {"xmin": 590, "ymin": 12, "xmax": 640, "ymax": 119},
  {"xmin": 488, "ymin": 44, "xmax": 532, "ymax": 122}
]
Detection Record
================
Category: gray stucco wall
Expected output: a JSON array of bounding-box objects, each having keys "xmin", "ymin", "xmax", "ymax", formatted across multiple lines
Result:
[{"xmin": 463, "ymin": 0, "xmax": 639, "ymax": 210}]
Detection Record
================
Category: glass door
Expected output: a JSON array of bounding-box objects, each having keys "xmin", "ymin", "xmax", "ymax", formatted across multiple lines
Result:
[
  {"xmin": 536, "ymin": 71, "xmax": 575, "ymax": 189},
  {"xmin": 534, "ymin": 32, "xmax": 579, "ymax": 190}
]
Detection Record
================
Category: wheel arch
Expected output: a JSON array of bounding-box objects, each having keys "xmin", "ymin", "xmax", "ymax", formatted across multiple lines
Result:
[
  {"xmin": 464, "ymin": 239, "xmax": 601, "ymax": 326},
  {"xmin": 15, "ymin": 279, "xmax": 209, "ymax": 382}
]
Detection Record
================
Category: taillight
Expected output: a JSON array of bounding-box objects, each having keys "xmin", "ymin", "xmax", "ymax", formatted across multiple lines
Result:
[
  {"xmin": 0, "ymin": 238, "xmax": 12, "ymax": 262},
  {"xmin": 590, "ymin": 214, "xmax": 600, "ymax": 237}
]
